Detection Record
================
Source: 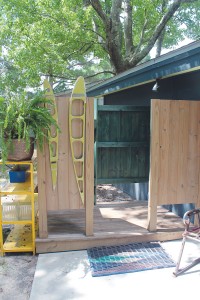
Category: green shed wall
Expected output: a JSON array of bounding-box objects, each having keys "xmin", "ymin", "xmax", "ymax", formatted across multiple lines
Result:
[{"xmin": 104, "ymin": 70, "xmax": 200, "ymax": 105}]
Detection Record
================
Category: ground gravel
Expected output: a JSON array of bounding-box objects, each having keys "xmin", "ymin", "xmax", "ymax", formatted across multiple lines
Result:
[{"xmin": 0, "ymin": 253, "xmax": 38, "ymax": 300}]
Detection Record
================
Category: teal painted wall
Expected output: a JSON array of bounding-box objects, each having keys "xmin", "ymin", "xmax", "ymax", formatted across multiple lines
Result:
[
  {"xmin": 104, "ymin": 70, "xmax": 200, "ymax": 105},
  {"xmin": 102, "ymin": 70, "xmax": 200, "ymax": 217}
]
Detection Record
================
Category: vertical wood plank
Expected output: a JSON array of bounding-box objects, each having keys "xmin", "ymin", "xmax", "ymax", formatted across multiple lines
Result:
[
  {"xmin": 187, "ymin": 102, "xmax": 199, "ymax": 204},
  {"xmin": 197, "ymin": 102, "xmax": 200, "ymax": 209},
  {"xmin": 85, "ymin": 98, "xmax": 94, "ymax": 236},
  {"xmin": 157, "ymin": 100, "xmax": 170, "ymax": 204},
  {"xmin": 148, "ymin": 99, "xmax": 160, "ymax": 231},
  {"xmin": 37, "ymin": 146, "xmax": 48, "ymax": 238},
  {"xmin": 149, "ymin": 99, "xmax": 200, "ymax": 219},
  {"xmin": 176, "ymin": 101, "xmax": 190, "ymax": 203},
  {"xmin": 57, "ymin": 97, "xmax": 69, "ymax": 210},
  {"xmin": 45, "ymin": 140, "xmax": 58, "ymax": 211},
  {"xmin": 167, "ymin": 101, "xmax": 179, "ymax": 204}
]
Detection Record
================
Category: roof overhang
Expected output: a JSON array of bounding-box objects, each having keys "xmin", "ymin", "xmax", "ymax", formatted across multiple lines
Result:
[{"xmin": 87, "ymin": 40, "xmax": 200, "ymax": 98}]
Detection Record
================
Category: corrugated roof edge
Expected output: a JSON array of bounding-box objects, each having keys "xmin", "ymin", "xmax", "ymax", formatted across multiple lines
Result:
[{"xmin": 87, "ymin": 40, "xmax": 200, "ymax": 98}]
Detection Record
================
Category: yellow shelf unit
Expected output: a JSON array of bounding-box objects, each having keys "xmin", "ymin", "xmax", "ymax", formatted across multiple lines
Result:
[{"xmin": 0, "ymin": 160, "xmax": 38, "ymax": 255}]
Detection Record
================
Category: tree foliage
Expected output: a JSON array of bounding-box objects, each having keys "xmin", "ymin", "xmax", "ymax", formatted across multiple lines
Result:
[
  {"xmin": 0, "ymin": 0, "xmax": 199, "ymax": 91},
  {"xmin": 0, "ymin": 0, "xmax": 111, "ymax": 90},
  {"xmin": 87, "ymin": 0, "xmax": 199, "ymax": 72}
]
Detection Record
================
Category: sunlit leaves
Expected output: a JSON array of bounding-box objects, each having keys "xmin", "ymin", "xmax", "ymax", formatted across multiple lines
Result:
[{"xmin": 0, "ymin": 0, "xmax": 199, "ymax": 91}]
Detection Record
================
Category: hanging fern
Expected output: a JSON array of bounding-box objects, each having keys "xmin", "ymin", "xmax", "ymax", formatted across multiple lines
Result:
[{"xmin": 0, "ymin": 91, "xmax": 60, "ymax": 165}]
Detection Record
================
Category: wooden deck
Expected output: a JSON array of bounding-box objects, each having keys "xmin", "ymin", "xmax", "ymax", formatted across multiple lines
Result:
[{"xmin": 36, "ymin": 201, "xmax": 184, "ymax": 253}]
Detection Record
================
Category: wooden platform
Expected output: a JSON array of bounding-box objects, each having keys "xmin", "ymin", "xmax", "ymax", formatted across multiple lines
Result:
[{"xmin": 36, "ymin": 201, "xmax": 184, "ymax": 253}]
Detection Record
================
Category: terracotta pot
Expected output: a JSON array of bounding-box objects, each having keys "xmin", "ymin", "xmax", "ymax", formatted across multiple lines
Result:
[{"xmin": 7, "ymin": 138, "xmax": 34, "ymax": 161}]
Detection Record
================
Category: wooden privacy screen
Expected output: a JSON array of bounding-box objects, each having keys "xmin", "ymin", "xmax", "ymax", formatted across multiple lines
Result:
[
  {"xmin": 37, "ymin": 96, "xmax": 94, "ymax": 238},
  {"xmin": 148, "ymin": 99, "xmax": 200, "ymax": 231},
  {"xmin": 95, "ymin": 105, "xmax": 150, "ymax": 184}
]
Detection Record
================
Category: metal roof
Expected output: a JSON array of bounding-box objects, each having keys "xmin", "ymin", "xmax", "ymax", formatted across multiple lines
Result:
[{"xmin": 87, "ymin": 40, "xmax": 200, "ymax": 98}]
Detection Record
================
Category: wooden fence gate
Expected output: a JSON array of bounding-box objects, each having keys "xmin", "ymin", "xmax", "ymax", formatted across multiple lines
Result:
[
  {"xmin": 37, "ymin": 95, "xmax": 94, "ymax": 238},
  {"xmin": 95, "ymin": 104, "xmax": 150, "ymax": 186},
  {"xmin": 148, "ymin": 99, "xmax": 200, "ymax": 231}
]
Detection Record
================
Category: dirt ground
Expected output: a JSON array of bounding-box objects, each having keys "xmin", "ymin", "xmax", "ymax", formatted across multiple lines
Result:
[
  {"xmin": 0, "ymin": 185, "xmax": 133, "ymax": 300},
  {"xmin": 96, "ymin": 184, "xmax": 132, "ymax": 202},
  {"xmin": 0, "ymin": 253, "xmax": 38, "ymax": 300}
]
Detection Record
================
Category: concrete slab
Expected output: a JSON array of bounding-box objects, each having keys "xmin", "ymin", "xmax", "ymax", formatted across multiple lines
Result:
[{"xmin": 30, "ymin": 239, "xmax": 200, "ymax": 300}]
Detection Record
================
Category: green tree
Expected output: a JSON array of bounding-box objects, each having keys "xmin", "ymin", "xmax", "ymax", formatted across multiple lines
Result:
[
  {"xmin": 0, "ymin": 0, "xmax": 199, "ymax": 91},
  {"xmin": 87, "ymin": 0, "xmax": 199, "ymax": 72},
  {"xmin": 0, "ymin": 0, "xmax": 111, "ymax": 90}
]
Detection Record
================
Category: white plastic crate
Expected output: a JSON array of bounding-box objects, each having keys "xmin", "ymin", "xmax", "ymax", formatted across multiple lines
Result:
[{"xmin": 2, "ymin": 195, "xmax": 38, "ymax": 221}]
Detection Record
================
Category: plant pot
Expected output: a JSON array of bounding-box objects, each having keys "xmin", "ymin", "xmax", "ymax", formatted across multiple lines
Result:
[
  {"xmin": 7, "ymin": 138, "xmax": 34, "ymax": 161},
  {"xmin": 9, "ymin": 165, "xmax": 29, "ymax": 183}
]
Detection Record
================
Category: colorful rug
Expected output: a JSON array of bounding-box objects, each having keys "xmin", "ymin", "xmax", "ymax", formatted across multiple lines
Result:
[{"xmin": 87, "ymin": 242, "xmax": 175, "ymax": 277}]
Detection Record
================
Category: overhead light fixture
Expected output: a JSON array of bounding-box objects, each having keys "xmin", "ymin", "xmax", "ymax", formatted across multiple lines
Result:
[{"xmin": 152, "ymin": 79, "xmax": 159, "ymax": 92}]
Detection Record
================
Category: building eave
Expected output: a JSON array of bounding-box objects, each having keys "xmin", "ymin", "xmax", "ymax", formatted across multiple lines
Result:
[{"xmin": 87, "ymin": 40, "xmax": 200, "ymax": 98}]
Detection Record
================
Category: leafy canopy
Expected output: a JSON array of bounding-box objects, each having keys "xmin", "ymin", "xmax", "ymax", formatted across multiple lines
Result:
[{"xmin": 0, "ymin": 0, "xmax": 199, "ymax": 91}]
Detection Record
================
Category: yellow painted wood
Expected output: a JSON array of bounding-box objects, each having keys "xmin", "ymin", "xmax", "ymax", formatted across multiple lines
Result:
[
  {"xmin": 44, "ymin": 79, "xmax": 59, "ymax": 190},
  {"xmin": 3, "ymin": 224, "xmax": 33, "ymax": 252},
  {"xmin": 69, "ymin": 77, "xmax": 86, "ymax": 204},
  {"xmin": 0, "ymin": 161, "xmax": 37, "ymax": 255},
  {"xmin": 0, "ymin": 173, "xmax": 37, "ymax": 195}
]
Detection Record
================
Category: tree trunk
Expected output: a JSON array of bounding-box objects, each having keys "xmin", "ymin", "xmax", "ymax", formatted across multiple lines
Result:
[{"xmin": 89, "ymin": 0, "xmax": 197, "ymax": 74}]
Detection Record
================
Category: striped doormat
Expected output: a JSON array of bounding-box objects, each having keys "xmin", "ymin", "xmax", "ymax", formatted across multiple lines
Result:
[{"xmin": 87, "ymin": 242, "xmax": 175, "ymax": 277}]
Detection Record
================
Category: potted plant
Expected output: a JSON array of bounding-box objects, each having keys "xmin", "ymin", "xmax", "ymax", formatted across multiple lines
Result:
[
  {"xmin": 0, "ymin": 91, "xmax": 59, "ymax": 166},
  {"xmin": 8, "ymin": 164, "xmax": 29, "ymax": 183}
]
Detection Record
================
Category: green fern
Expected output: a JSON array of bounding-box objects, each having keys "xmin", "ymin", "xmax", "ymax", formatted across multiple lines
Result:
[{"xmin": 0, "ymin": 91, "xmax": 60, "ymax": 165}]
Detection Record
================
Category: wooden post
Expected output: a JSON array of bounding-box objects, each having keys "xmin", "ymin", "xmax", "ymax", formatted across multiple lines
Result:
[
  {"xmin": 147, "ymin": 100, "xmax": 160, "ymax": 231},
  {"xmin": 85, "ymin": 98, "xmax": 94, "ymax": 236},
  {"xmin": 37, "ymin": 143, "xmax": 48, "ymax": 238}
]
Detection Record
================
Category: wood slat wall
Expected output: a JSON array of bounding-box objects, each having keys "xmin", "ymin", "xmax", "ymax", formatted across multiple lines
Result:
[
  {"xmin": 96, "ymin": 105, "xmax": 150, "ymax": 183},
  {"xmin": 37, "ymin": 96, "xmax": 94, "ymax": 232},
  {"xmin": 44, "ymin": 96, "xmax": 83, "ymax": 210},
  {"xmin": 148, "ymin": 99, "xmax": 200, "ymax": 230}
]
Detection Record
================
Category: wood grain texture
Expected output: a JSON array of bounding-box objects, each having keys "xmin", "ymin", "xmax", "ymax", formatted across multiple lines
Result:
[
  {"xmin": 36, "ymin": 201, "xmax": 183, "ymax": 253},
  {"xmin": 148, "ymin": 99, "xmax": 160, "ymax": 231},
  {"xmin": 39, "ymin": 97, "xmax": 94, "ymax": 213},
  {"xmin": 149, "ymin": 99, "xmax": 200, "ymax": 231},
  {"xmin": 37, "ymin": 146, "xmax": 48, "ymax": 238},
  {"xmin": 96, "ymin": 105, "xmax": 150, "ymax": 183},
  {"xmin": 85, "ymin": 98, "xmax": 94, "ymax": 236}
]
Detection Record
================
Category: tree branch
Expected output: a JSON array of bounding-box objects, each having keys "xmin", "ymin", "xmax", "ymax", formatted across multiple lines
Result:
[
  {"xmin": 62, "ymin": 43, "xmax": 93, "ymax": 61},
  {"xmin": 41, "ymin": 70, "xmax": 115, "ymax": 81},
  {"xmin": 84, "ymin": 70, "xmax": 116, "ymax": 79},
  {"xmin": 124, "ymin": 0, "xmax": 133, "ymax": 56},
  {"xmin": 134, "ymin": 10, "xmax": 148, "ymax": 56},
  {"xmin": 89, "ymin": 0, "xmax": 124, "ymax": 72},
  {"xmin": 110, "ymin": 0, "xmax": 123, "ymax": 50},
  {"xmin": 89, "ymin": 0, "xmax": 110, "ymax": 24},
  {"xmin": 154, "ymin": 0, "xmax": 167, "ymax": 57},
  {"xmin": 67, "ymin": 58, "xmax": 97, "ymax": 70},
  {"xmin": 129, "ymin": 0, "xmax": 197, "ymax": 65}
]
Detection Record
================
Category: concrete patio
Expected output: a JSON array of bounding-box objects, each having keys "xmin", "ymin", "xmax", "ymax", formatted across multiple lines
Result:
[{"xmin": 30, "ymin": 239, "xmax": 200, "ymax": 300}]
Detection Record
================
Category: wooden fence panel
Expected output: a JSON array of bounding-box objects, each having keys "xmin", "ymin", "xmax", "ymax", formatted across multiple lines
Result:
[
  {"xmin": 148, "ymin": 99, "xmax": 200, "ymax": 230},
  {"xmin": 38, "ymin": 96, "xmax": 94, "ymax": 213},
  {"xmin": 95, "ymin": 105, "xmax": 150, "ymax": 184}
]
